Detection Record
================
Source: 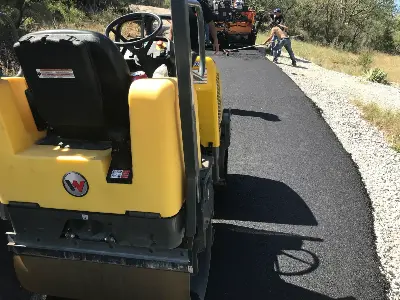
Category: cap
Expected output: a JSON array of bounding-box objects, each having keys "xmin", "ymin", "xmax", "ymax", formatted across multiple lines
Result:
[{"xmin": 274, "ymin": 8, "xmax": 281, "ymax": 13}]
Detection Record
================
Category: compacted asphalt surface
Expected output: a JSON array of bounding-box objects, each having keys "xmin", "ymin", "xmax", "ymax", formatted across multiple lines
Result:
[{"xmin": 205, "ymin": 50, "xmax": 386, "ymax": 300}]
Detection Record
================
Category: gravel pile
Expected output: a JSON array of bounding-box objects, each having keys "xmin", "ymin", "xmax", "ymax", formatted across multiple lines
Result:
[{"xmin": 266, "ymin": 52, "xmax": 400, "ymax": 300}]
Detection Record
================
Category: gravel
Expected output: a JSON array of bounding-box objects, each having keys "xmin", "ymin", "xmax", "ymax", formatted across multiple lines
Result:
[{"xmin": 265, "ymin": 51, "xmax": 400, "ymax": 300}]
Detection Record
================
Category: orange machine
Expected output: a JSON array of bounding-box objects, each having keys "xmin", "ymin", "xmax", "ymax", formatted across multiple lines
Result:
[{"xmin": 212, "ymin": 0, "xmax": 258, "ymax": 47}]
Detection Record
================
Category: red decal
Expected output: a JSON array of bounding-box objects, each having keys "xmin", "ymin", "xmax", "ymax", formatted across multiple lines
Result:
[
  {"xmin": 72, "ymin": 180, "xmax": 85, "ymax": 192},
  {"xmin": 122, "ymin": 170, "xmax": 130, "ymax": 179}
]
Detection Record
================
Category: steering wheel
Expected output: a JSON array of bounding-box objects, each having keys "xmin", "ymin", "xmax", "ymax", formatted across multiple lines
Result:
[{"xmin": 105, "ymin": 12, "xmax": 163, "ymax": 57}]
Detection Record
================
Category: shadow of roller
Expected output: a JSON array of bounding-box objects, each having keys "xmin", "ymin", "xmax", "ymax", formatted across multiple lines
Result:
[
  {"xmin": 214, "ymin": 175, "xmax": 318, "ymax": 226},
  {"xmin": 205, "ymin": 223, "xmax": 356, "ymax": 300},
  {"xmin": 205, "ymin": 174, "xmax": 355, "ymax": 300}
]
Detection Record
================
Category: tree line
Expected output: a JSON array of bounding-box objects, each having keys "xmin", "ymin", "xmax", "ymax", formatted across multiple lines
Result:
[
  {"xmin": 248, "ymin": 0, "xmax": 400, "ymax": 54},
  {"xmin": 1, "ymin": 0, "xmax": 400, "ymax": 54}
]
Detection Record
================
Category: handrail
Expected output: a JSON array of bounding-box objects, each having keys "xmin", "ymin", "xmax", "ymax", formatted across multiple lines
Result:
[
  {"xmin": 170, "ymin": 0, "xmax": 204, "ymax": 239},
  {"xmin": 187, "ymin": 0, "xmax": 206, "ymax": 77}
]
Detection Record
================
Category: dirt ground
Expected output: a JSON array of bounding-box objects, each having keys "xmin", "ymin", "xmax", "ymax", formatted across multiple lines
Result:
[
  {"xmin": 129, "ymin": 5, "xmax": 172, "ymax": 37},
  {"xmin": 129, "ymin": 4, "xmax": 171, "ymax": 15}
]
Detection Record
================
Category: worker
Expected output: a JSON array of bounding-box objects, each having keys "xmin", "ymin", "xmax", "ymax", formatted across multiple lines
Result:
[
  {"xmin": 212, "ymin": 0, "xmax": 218, "ymax": 11},
  {"xmin": 263, "ymin": 23, "xmax": 297, "ymax": 66},
  {"xmin": 269, "ymin": 8, "xmax": 288, "ymax": 56},
  {"xmin": 205, "ymin": 22, "xmax": 211, "ymax": 46},
  {"xmin": 269, "ymin": 8, "xmax": 285, "ymax": 27},
  {"xmin": 169, "ymin": 0, "xmax": 219, "ymax": 60},
  {"xmin": 234, "ymin": 0, "xmax": 244, "ymax": 10}
]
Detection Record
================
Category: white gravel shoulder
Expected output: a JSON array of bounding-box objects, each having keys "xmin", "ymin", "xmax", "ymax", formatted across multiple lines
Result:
[{"xmin": 267, "ymin": 52, "xmax": 400, "ymax": 300}]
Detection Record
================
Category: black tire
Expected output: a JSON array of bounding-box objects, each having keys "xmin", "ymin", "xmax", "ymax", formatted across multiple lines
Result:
[
  {"xmin": 219, "ymin": 147, "xmax": 228, "ymax": 182},
  {"xmin": 248, "ymin": 27, "xmax": 257, "ymax": 45},
  {"xmin": 220, "ymin": 37, "xmax": 229, "ymax": 50},
  {"xmin": 216, "ymin": 108, "xmax": 231, "ymax": 187},
  {"xmin": 211, "ymin": 30, "xmax": 228, "ymax": 50}
]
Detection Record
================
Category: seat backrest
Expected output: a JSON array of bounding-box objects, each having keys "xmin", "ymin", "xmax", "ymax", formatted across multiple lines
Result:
[{"xmin": 13, "ymin": 29, "xmax": 132, "ymax": 145}]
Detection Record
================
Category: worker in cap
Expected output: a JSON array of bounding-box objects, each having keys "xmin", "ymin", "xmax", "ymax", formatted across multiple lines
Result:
[{"xmin": 268, "ymin": 8, "xmax": 288, "ymax": 56}]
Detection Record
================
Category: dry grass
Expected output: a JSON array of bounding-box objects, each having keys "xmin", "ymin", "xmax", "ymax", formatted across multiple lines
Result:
[
  {"xmin": 353, "ymin": 99, "xmax": 400, "ymax": 152},
  {"xmin": 36, "ymin": 8, "xmax": 120, "ymax": 32},
  {"xmin": 120, "ymin": 21, "xmax": 141, "ymax": 39},
  {"xmin": 256, "ymin": 32, "xmax": 400, "ymax": 151},
  {"xmin": 256, "ymin": 33, "xmax": 400, "ymax": 84},
  {"xmin": 38, "ymin": 19, "xmax": 141, "ymax": 40}
]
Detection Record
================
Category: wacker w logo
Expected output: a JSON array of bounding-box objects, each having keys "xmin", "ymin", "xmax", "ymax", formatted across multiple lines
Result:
[
  {"xmin": 62, "ymin": 172, "xmax": 89, "ymax": 197},
  {"xmin": 65, "ymin": 180, "xmax": 85, "ymax": 193}
]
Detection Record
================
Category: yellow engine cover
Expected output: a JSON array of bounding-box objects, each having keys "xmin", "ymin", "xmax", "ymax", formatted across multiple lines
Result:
[
  {"xmin": 193, "ymin": 57, "xmax": 223, "ymax": 148},
  {"xmin": 0, "ymin": 77, "xmax": 199, "ymax": 218}
]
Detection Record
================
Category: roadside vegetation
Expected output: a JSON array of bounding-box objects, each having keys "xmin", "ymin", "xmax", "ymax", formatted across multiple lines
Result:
[
  {"xmin": 252, "ymin": 0, "xmax": 400, "ymax": 85},
  {"xmin": 256, "ymin": 34, "xmax": 400, "ymax": 85},
  {"xmin": 251, "ymin": 0, "xmax": 400, "ymax": 55},
  {"xmin": 353, "ymin": 100, "xmax": 400, "ymax": 152}
]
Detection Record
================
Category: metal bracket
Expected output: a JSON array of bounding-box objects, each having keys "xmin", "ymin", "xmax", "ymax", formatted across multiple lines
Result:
[{"xmin": 0, "ymin": 203, "xmax": 8, "ymax": 220}]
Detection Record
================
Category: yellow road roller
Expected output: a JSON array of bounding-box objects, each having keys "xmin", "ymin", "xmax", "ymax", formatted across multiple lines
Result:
[{"xmin": 0, "ymin": 0, "xmax": 231, "ymax": 298}]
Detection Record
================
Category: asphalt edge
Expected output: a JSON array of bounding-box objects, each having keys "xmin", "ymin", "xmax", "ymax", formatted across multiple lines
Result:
[{"xmin": 268, "ymin": 56, "xmax": 392, "ymax": 300}]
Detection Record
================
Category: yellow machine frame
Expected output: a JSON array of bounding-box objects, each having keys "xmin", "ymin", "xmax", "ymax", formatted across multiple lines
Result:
[
  {"xmin": 0, "ymin": 56, "xmax": 222, "ymax": 218},
  {"xmin": 0, "ymin": 0, "xmax": 231, "ymax": 299}
]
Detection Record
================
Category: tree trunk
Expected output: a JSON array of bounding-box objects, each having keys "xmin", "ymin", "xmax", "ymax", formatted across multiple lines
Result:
[{"xmin": 14, "ymin": 0, "xmax": 26, "ymax": 28}]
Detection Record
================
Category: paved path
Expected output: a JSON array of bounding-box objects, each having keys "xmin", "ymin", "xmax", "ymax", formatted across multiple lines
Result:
[
  {"xmin": 205, "ymin": 50, "xmax": 387, "ymax": 300},
  {"xmin": 0, "ymin": 50, "xmax": 387, "ymax": 300}
]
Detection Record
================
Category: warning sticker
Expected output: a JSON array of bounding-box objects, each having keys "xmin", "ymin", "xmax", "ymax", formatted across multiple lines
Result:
[
  {"xmin": 192, "ymin": 68, "xmax": 208, "ymax": 84},
  {"xmin": 110, "ymin": 169, "xmax": 131, "ymax": 179},
  {"xmin": 36, "ymin": 69, "xmax": 75, "ymax": 79}
]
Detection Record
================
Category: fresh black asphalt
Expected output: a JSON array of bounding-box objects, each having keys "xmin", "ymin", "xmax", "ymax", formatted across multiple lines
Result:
[
  {"xmin": 0, "ymin": 49, "xmax": 387, "ymax": 300},
  {"xmin": 205, "ymin": 50, "xmax": 387, "ymax": 300}
]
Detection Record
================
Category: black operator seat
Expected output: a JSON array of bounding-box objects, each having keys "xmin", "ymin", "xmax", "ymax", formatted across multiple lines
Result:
[{"xmin": 13, "ymin": 29, "xmax": 132, "ymax": 148}]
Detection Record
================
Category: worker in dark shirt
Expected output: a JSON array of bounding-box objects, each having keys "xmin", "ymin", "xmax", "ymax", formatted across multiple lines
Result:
[
  {"xmin": 269, "ymin": 8, "xmax": 285, "ymax": 27},
  {"xmin": 269, "ymin": 8, "xmax": 288, "ymax": 56},
  {"xmin": 169, "ymin": 0, "xmax": 219, "ymax": 56}
]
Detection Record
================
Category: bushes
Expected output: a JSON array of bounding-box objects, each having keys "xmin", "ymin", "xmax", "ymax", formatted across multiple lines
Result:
[
  {"xmin": 0, "ymin": 12, "xmax": 20, "ymax": 76},
  {"xmin": 0, "ymin": 0, "xmax": 128, "ymax": 76},
  {"xmin": 246, "ymin": 0, "xmax": 399, "ymax": 55},
  {"xmin": 364, "ymin": 68, "xmax": 389, "ymax": 85},
  {"xmin": 358, "ymin": 51, "xmax": 374, "ymax": 72},
  {"xmin": 46, "ymin": 1, "xmax": 87, "ymax": 24},
  {"xmin": 0, "ymin": 0, "xmax": 130, "ymax": 31},
  {"xmin": 358, "ymin": 52, "xmax": 391, "ymax": 85}
]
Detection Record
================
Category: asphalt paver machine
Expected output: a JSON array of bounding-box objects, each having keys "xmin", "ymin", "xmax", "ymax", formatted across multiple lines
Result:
[{"xmin": 211, "ymin": 0, "xmax": 258, "ymax": 47}]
